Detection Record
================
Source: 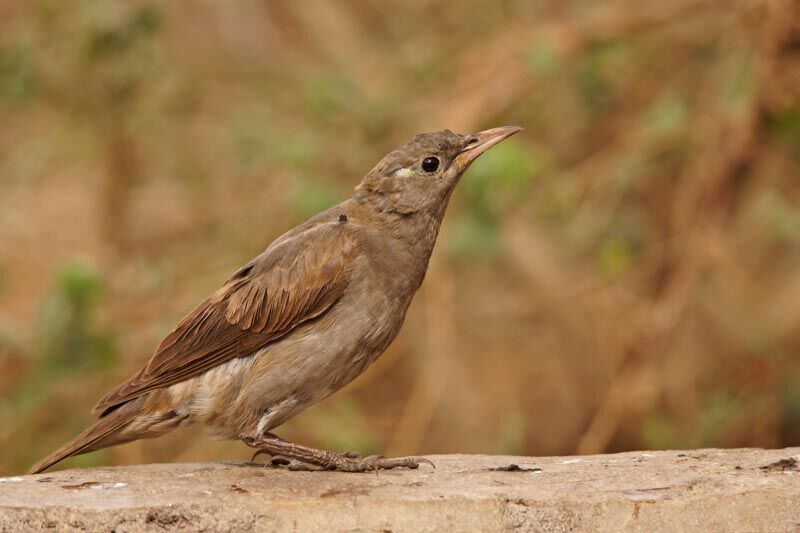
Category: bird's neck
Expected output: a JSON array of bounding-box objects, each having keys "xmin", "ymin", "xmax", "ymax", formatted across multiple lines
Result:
[{"xmin": 349, "ymin": 190, "xmax": 454, "ymax": 281}]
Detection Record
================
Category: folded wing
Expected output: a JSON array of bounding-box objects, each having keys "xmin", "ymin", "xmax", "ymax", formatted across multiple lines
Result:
[{"xmin": 94, "ymin": 222, "xmax": 358, "ymax": 415}]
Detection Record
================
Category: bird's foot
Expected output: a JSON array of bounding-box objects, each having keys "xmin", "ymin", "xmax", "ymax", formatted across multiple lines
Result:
[
  {"xmin": 244, "ymin": 436, "xmax": 434, "ymax": 472},
  {"xmin": 250, "ymin": 449, "xmax": 361, "ymax": 465},
  {"xmin": 285, "ymin": 453, "xmax": 434, "ymax": 472}
]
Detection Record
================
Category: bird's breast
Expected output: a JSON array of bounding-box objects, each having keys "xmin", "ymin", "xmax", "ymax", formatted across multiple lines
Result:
[{"xmin": 185, "ymin": 267, "xmax": 413, "ymax": 438}]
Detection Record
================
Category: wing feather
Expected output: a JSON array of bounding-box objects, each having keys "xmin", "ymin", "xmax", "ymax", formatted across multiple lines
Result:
[{"xmin": 93, "ymin": 222, "xmax": 358, "ymax": 415}]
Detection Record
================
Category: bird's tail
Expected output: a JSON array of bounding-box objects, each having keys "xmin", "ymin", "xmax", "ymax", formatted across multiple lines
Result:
[{"xmin": 27, "ymin": 398, "xmax": 144, "ymax": 475}]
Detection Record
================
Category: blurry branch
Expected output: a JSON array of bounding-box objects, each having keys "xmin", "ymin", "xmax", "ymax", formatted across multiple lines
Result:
[
  {"xmin": 503, "ymin": 218, "xmax": 600, "ymax": 386},
  {"xmin": 8, "ymin": 4, "xmax": 159, "ymax": 262},
  {"xmin": 286, "ymin": 0, "xmax": 389, "ymax": 96},
  {"xmin": 30, "ymin": 79, "xmax": 141, "ymax": 263},
  {"xmin": 258, "ymin": 1, "xmax": 319, "ymax": 66},
  {"xmin": 260, "ymin": 0, "xmax": 400, "ymax": 104},
  {"xmin": 575, "ymin": 0, "xmax": 797, "ymax": 454},
  {"xmin": 418, "ymin": 0, "xmax": 727, "ymax": 131},
  {"xmin": 100, "ymin": 104, "xmax": 140, "ymax": 261}
]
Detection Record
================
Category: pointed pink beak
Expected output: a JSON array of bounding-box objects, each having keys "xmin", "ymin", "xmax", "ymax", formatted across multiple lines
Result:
[{"xmin": 454, "ymin": 125, "xmax": 523, "ymax": 169}]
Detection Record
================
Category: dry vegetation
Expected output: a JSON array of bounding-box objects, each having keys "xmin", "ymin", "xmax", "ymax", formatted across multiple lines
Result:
[{"xmin": 0, "ymin": 0, "xmax": 799, "ymax": 475}]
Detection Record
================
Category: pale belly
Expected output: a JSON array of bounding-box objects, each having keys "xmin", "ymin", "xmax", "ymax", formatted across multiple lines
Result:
[{"xmin": 167, "ymin": 284, "xmax": 409, "ymax": 440}]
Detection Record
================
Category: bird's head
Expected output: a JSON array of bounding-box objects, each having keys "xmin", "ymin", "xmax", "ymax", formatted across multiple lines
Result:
[{"xmin": 355, "ymin": 126, "xmax": 522, "ymax": 215}]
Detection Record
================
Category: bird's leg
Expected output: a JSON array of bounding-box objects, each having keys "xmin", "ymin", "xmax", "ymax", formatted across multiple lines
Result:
[
  {"xmin": 243, "ymin": 435, "xmax": 434, "ymax": 472},
  {"xmin": 249, "ymin": 432, "xmax": 291, "ymax": 463}
]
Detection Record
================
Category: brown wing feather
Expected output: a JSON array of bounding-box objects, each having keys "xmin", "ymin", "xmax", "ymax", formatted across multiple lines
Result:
[
  {"xmin": 28, "ymin": 397, "xmax": 145, "ymax": 474},
  {"xmin": 93, "ymin": 222, "xmax": 358, "ymax": 415}
]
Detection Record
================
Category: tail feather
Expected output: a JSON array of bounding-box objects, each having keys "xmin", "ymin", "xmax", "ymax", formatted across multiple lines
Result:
[{"xmin": 27, "ymin": 399, "xmax": 143, "ymax": 475}]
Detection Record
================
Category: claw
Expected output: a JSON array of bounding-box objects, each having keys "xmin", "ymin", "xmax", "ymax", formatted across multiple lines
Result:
[
  {"xmin": 417, "ymin": 457, "xmax": 436, "ymax": 469},
  {"xmin": 250, "ymin": 449, "xmax": 270, "ymax": 463},
  {"xmin": 363, "ymin": 455, "xmax": 382, "ymax": 475}
]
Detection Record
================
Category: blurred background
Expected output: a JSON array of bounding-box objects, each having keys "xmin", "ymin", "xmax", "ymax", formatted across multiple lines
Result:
[{"xmin": 0, "ymin": 0, "xmax": 799, "ymax": 475}]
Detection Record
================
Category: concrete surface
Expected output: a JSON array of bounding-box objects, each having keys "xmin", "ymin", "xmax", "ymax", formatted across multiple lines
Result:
[{"xmin": 1, "ymin": 448, "xmax": 799, "ymax": 532}]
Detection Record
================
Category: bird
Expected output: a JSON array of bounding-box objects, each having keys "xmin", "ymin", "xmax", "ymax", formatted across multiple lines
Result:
[{"xmin": 28, "ymin": 125, "xmax": 522, "ymax": 474}]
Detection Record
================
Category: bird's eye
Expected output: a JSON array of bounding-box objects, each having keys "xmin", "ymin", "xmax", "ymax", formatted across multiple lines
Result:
[{"xmin": 422, "ymin": 156, "xmax": 440, "ymax": 173}]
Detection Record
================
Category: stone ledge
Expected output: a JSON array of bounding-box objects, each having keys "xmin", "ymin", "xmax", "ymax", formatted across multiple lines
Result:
[{"xmin": 1, "ymin": 448, "xmax": 799, "ymax": 532}]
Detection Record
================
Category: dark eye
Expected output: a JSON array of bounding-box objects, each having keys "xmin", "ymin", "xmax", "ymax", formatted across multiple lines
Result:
[{"xmin": 422, "ymin": 156, "xmax": 440, "ymax": 173}]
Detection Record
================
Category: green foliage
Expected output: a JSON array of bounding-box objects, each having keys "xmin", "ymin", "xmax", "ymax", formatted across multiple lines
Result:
[
  {"xmin": 532, "ymin": 178, "xmax": 579, "ymax": 227},
  {"xmin": 780, "ymin": 379, "xmax": 800, "ymax": 442},
  {"xmin": 608, "ymin": 154, "xmax": 646, "ymax": 192},
  {"xmin": 59, "ymin": 449, "xmax": 110, "ymax": 470},
  {"xmin": 526, "ymin": 42, "xmax": 558, "ymax": 76},
  {"xmin": 643, "ymin": 390, "xmax": 741, "ymax": 450},
  {"xmin": 641, "ymin": 414, "xmax": 680, "ymax": 450},
  {"xmin": 449, "ymin": 140, "xmax": 550, "ymax": 260},
  {"xmin": 84, "ymin": 3, "xmax": 161, "ymax": 62},
  {"xmin": 0, "ymin": 41, "xmax": 37, "ymax": 106},
  {"xmin": 597, "ymin": 236, "xmax": 636, "ymax": 278},
  {"xmin": 303, "ymin": 71, "xmax": 358, "ymax": 121},
  {"xmin": 720, "ymin": 49, "xmax": 756, "ymax": 117},
  {"xmin": 82, "ymin": 4, "xmax": 164, "ymax": 106},
  {"xmin": 1, "ymin": 262, "xmax": 118, "ymax": 472},
  {"xmin": 752, "ymin": 188, "xmax": 800, "ymax": 244},
  {"xmin": 408, "ymin": 49, "xmax": 450, "ymax": 84},
  {"xmin": 0, "ymin": 257, "xmax": 6, "ymax": 297},
  {"xmin": 461, "ymin": 139, "xmax": 549, "ymax": 216},
  {"xmin": 494, "ymin": 411, "xmax": 527, "ymax": 455},
  {"xmin": 781, "ymin": 380, "xmax": 800, "ymax": 424},
  {"xmin": 302, "ymin": 396, "xmax": 381, "ymax": 454},
  {"xmin": 0, "ymin": 1, "xmax": 165, "ymax": 117},
  {"xmin": 447, "ymin": 210, "xmax": 501, "ymax": 260},
  {"xmin": 641, "ymin": 93, "xmax": 689, "ymax": 138},
  {"xmin": 271, "ymin": 132, "xmax": 319, "ymax": 173},
  {"xmin": 575, "ymin": 40, "xmax": 630, "ymax": 113},
  {"xmin": 289, "ymin": 176, "xmax": 345, "ymax": 221},
  {"xmin": 695, "ymin": 389, "xmax": 739, "ymax": 447},
  {"xmin": 38, "ymin": 262, "xmax": 116, "ymax": 377},
  {"xmin": 445, "ymin": 141, "xmax": 539, "ymax": 260},
  {"xmin": 768, "ymin": 107, "xmax": 800, "ymax": 151},
  {"xmin": 227, "ymin": 106, "xmax": 273, "ymax": 172}
]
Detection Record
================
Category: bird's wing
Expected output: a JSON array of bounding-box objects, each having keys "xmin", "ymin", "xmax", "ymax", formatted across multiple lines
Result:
[{"xmin": 93, "ymin": 222, "xmax": 358, "ymax": 415}]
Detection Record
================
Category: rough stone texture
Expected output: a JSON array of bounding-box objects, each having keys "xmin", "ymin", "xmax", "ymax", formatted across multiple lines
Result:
[{"xmin": 1, "ymin": 448, "xmax": 799, "ymax": 532}]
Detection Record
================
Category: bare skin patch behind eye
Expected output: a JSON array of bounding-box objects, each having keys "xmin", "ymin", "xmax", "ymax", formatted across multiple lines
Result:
[{"xmin": 394, "ymin": 168, "xmax": 415, "ymax": 179}]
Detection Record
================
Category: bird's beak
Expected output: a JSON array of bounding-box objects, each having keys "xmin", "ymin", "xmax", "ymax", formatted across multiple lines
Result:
[{"xmin": 454, "ymin": 125, "xmax": 524, "ymax": 169}]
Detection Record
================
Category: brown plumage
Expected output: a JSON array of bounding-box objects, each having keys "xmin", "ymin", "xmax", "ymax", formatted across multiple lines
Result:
[
  {"xmin": 29, "ymin": 126, "xmax": 522, "ymax": 475},
  {"xmin": 94, "ymin": 225, "xmax": 357, "ymax": 416}
]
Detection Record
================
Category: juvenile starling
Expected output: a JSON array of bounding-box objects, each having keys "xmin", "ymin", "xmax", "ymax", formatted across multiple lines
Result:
[{"xmin": 29, "ymin": 125, "xmax": 522, "ymax": 474}]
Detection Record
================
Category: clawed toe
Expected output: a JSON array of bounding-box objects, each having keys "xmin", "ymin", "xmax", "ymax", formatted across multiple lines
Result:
[
  {"xmin": 250, "ymin": 449, "xmax": 269, "ymax": 463},
  {"xmin": 334, "ymin": 454, "xmax": 435, "ymax": 472},
  {"xmin": 257, "ymin": 452, "xmax": 434, "ymax": 473},
  {"xmin": 243, "ymin": 436, "xmax": 433, "ymax": 473},
  {"xmin": 287, "ymin": 459, "xmax": 326, "ymax": 471},
  {"xmin": 416, "ymin": 457, "xmax": 436, "ymax": 469}
]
